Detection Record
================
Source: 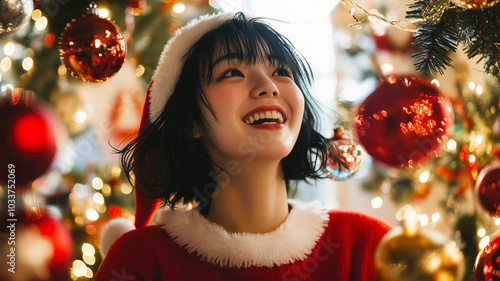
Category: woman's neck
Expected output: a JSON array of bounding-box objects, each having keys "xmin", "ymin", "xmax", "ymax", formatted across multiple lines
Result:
[{"xmin": 205, "ymin": 159, "xmax": 289, "ymax": 234}]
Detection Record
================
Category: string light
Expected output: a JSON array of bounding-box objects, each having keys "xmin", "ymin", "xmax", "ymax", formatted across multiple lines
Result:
[
  {"xmin": 419, "ymin": 170, "xmax": 430, "ymax": 183},
  {"xmin": 431, "ymin": 79, "xmax": 440, "ymax": 87},
  {"xmin": 75, "ymin": 110, "xmax": 87, "ymax": 124},
  {"xmin": 468, "ymin": 81, "xmax": 475, "ymax": 90},
  {"xmin": 340, "ymin": 0, "xmax": 421, "ymax": 32},
  {"xmin": 99, "ymin": 8, "xmax": 109, "ymax": 18},
  {"xmin": 86, "ymin": 209, "xmax": 99, "ymax": 221},
  {"xmin": 31, "ymin": 9, "xmax": 42, "ymax": 20},
  {"xmin": 135, "ymin": 64, "xmax": 145, "ymax": 77},
  {"xmin": 477, "ymin": 228, "xmax": 486, "ymax": 238},
  {"xmin": 22, "ymin": 57, "xmax": 33, "ymax": 71},
  {"xmin": 92, "ymin": 177, "xmax": 103, "ymax": 190},
  {"xmin": 431, "ymin": 212, "xmax": 440, "ymax": 223},
  {"xmin": 479, "ymin": 236, "xmax": 490, "ymax": 250},
  {"xmin": 1, "ymin": 57, "xmax": 12, "ymax": 71},
  {"xmin": 447, "ymin": 139, "xmax": 457, "ymax": 151},
  {"xmin": 35, "ymin": 16, "xmax": 48, "ymax": 31},
  {"xmin": 173, "ymin": 3, "xmax": 186, "ymax": 13},
  {"xmin": 371, "ymin": 196, "xmax": 383, "ymax": 209},
  {"xmin": 420, "ymin": 214, "xmax": 429, "ymax": 226},
  {"xmin": 476, "ymin": 85, "xmax": 483, "ymax": 95},
  {"xmin": 468, "ymin": 154, "xmax": 476, "ymax": 164},
  {"xmin": 93, "ymin": 193, "xmax": 104, "ymax": 204},
  {"xmin": 4, "ymin": 42, "xmax": 15, "ymax": 56}
]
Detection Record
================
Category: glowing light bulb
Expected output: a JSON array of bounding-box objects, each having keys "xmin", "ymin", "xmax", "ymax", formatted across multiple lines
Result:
[
  {"xmin": 86, "ymin": 209, "xmax": 99, "ymax": 221},
  {"xmin": 371, "ymin": 197, "xmax": 383, "ymax": 209},
  {"xmin": 92, "ymin": 177, "xmax": 103, "ymax": 190},
  {"xmin": 35, "ymin": 16, "xmax": 48, "ymax": 30},
  {"xmin": 419, "ymin": 171, "xmax": 430, "ymax": 183},
  {"xmin": 173, "ymin": 3, "xmax": 185, "ymax": 13},
  {"xmin": 431, "ymin": 212, "xmax": 440, "ymax": 223},
  {"xmin": 22, "ymin": 57, "xmax": 33, "ymax": 71},
  {"xmin": 447, "ymin": 139, "xmax": 457, "ymax": 151},
  {"xmin": 431, "ymin": 79, "xmax": 440, "ymax": 87},
  {"xmin": 479, "ymin": 236, "xmax": 490, "ymax": 250},
  {"xmin": 476, "ymin": 85, "xmax": 483, "ymax": 95},
  {"xmin": 75, "ymin": 110, "xmax": 87, "ymax": 124},
  {"xmin": 4, "ymin": 42, "xmax": 15, "ymax": 56},
  {"xmin": 477, "ymin": 228, "xmax": 486, "ymax": 238},
  {"xmin": 420, "ymin": 214, "xmax": 429, "ymax": 226},
  {"xmin": 468, "ymin": 81, "xmax": 475, "ymax": 90}
]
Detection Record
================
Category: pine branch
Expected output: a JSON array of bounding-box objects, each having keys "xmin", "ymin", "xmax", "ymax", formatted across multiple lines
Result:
[
  {"xmin": 459, "ymin": 4, "xmax": 500, "ymax": 77},
  {"xmin": 407, "ymin": 0, "xmax": 460, "ymax": 76}
]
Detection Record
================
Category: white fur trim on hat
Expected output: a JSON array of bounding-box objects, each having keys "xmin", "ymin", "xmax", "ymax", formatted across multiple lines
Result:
[
  {"xmin": 99, "ymin": 217, "xmax": 136, "ymax": 258},
  {"xmin": 156, "ymin": 200, "xmax": 330, "ymax": 268},
  {"xmin": 148, "ymin": 12, "xmax": 236, "ymax": 122}
]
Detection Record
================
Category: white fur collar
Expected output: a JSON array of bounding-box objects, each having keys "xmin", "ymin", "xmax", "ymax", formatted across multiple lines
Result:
[{"xmin": 156, "ymin": 200, "xmax": 330, "ymax": 268}]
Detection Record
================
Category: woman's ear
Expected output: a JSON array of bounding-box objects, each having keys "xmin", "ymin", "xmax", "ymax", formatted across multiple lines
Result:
[{"xmin": 192, "ymin": 123, "xmax": 203, "ymax": 138}]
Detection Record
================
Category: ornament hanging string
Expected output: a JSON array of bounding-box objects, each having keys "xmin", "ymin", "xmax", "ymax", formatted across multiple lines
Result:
[{"xmin": 340, "ymin": 0, "xmax": 422, "ymax": 32}]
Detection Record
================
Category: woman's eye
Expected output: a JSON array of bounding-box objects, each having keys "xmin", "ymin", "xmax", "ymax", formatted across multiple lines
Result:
[
  {"xmin": 221, "ymin": 69, "xmax": 244, "ymax": 78},
  {"xmin": 273, "ymin": 68, "xmax": 292, "ymax": 78}
]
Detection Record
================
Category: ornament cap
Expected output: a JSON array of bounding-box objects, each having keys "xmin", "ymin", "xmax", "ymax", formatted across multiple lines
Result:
[
  {"xmin": 399, "ymin": 205, "xmax": 421, "ymax": 236},
  {"xmin": 87, "ymin": 2, "xmax": 99, "ymax": 16}
]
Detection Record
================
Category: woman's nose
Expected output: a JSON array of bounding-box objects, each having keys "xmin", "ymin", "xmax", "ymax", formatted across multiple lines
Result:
[{"xmin": 251, "ymin": 74, "xmax": 280, "ymax": 98}]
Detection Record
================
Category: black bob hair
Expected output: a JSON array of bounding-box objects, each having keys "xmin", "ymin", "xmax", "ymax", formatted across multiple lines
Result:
[{"xmin": 119, "ymin": 12, "xmax": 340, "ymax": 214}]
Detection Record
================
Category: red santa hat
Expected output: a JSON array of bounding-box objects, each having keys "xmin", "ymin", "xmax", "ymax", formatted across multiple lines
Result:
[{"xmin": 100, "ymin": 12, "xmax": 238, "ymax": 257}]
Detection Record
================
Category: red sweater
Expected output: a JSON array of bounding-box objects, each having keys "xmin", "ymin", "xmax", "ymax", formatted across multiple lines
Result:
[{"xmin": 95, "ymin": 203, "xmax": 390, "ymax": 281}]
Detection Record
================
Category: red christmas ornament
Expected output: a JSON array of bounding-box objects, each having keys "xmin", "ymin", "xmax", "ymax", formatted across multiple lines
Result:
[
  {"xmin": 354, "ymin": 76, "xmax": 453, "ymax": 168},
  {"xmin": 1, "ymin": 209, "xmax": 73, "ymax": 280},
  {"xmin": 59, "ymin": 12, "xmax": 126, "ymax": 82},
  {"xmin": 475, "ymin": 161, "xmax": 500, "ymax": 218},
  {"xmin": 475, "ymin": 232, "xmax": 500, "ymax": 280},
  {"xmin": 0, "ymin": 101, "xmax": 61, "ymax": 187},
  {"xmin": 34, "ymin": 214, "xmax": 74, "ymax": 280}
]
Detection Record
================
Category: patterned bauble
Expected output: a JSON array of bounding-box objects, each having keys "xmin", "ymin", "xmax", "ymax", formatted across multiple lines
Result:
[
  {"xmin": 0, "ymin": 94, "xmax": 62, "ymax": 187},
  {"xmin": 355, "ymin": 76, "xmax": 453, "ymax": 168},
  {"xmin": 375, "ymin": 207, "xmax": 464, "ymax": 281},
  {"xmin": 324, "ymin": 126, "xmax": 363, "ymax": 181},
  {"xmin": 0, "ymin": 0, "xmax": 34, "ymax": 37},
  {"xmin": 450, "ymin": 0, "xmax": 500, "ymax": 9},
  {"xmin": 475, "ymin": 161, "xmax": 500, "ymax": 218},
  {"xmin": 59, "ymin": 13, "xmax": 126, "ymax": 82}
]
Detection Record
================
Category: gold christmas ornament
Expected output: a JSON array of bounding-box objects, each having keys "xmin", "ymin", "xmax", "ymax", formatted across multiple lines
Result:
[
  {"xmin": 450, "ymin": 0, "xmax": 500, "ymax": 9},
  {"xmin": 374, "ymin": 206, "xmax": 465, "ymax": 281}
]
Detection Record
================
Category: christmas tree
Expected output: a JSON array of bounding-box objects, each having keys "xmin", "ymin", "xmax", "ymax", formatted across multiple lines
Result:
[
  {"xmin": 332, "ymin": 0, "xmax": 500, "ymax": 280},
  {"xmin": 1, "ymin": 0, "xmax": 500, "ymax": 280},
  {"xmin": 0, "ymin": 1, "xmax": 215, "ymax": 280}
]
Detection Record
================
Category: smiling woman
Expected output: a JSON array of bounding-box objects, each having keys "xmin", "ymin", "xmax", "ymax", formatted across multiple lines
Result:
[{"xmin": 94, "ymin": 12, "xmax": 391, "ymax": 281}]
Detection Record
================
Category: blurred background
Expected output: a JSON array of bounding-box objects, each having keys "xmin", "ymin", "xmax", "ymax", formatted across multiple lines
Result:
[{"xmin": 0, "ymin": 0, "xmax": 499, "ymax": 280}]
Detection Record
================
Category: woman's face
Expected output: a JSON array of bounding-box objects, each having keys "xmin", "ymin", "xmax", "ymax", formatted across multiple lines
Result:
[{"xmin": 197, "ymin": 55, "xmax": 305, "ymax": 165}]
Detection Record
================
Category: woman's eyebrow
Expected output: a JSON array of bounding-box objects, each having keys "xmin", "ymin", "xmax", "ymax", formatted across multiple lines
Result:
[{"xmin": 212, "ymin": 53, "xmax": 243, "ymax": 68}]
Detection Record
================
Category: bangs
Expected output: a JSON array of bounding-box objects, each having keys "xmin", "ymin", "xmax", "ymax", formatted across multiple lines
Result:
[{"xmin": 188, "ymin": 13, "xmax": 313, "ymax": 86}]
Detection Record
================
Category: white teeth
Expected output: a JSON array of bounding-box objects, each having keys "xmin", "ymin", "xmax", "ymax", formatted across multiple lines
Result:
[{"xmin": 244, "ymin": 110, "xmax": 285, "ymax": 125}]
